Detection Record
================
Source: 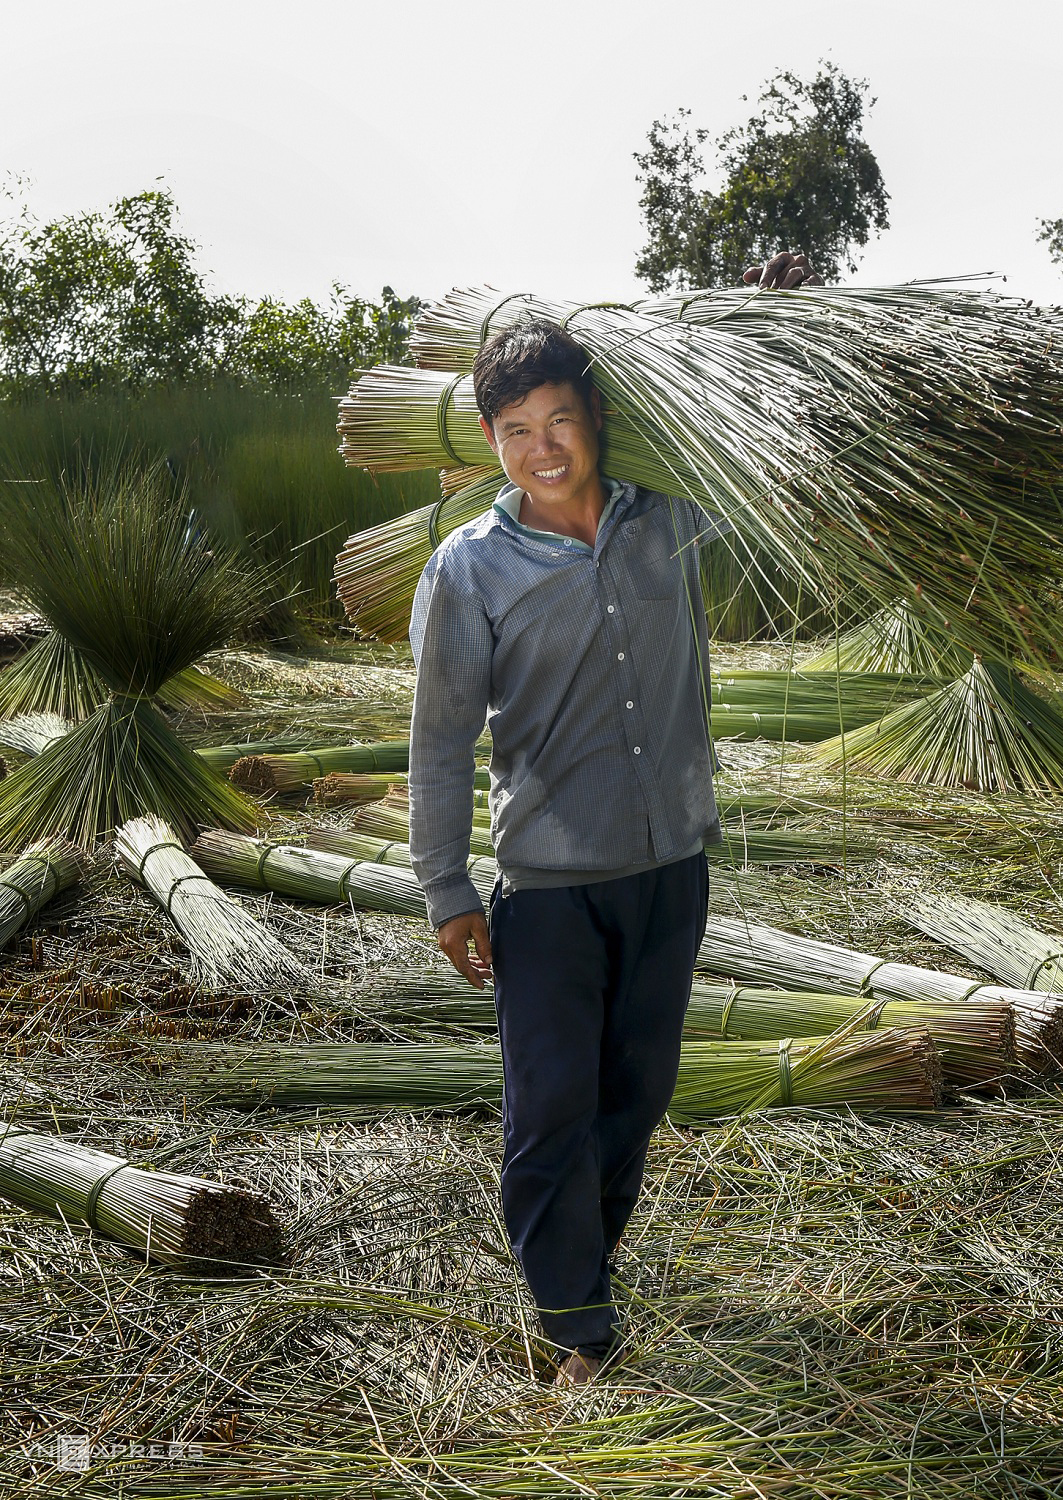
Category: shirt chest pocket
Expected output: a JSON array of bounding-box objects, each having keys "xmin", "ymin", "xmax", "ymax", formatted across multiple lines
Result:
[{"xmin": 617, "ymin": 512, "xmax": 683, "ymax": 600}]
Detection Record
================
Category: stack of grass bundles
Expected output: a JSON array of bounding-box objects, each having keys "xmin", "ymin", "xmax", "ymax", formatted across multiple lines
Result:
[
  {"xmin": 897, "ymin": 888, "xmax": 1063, "ymax": 996},
  {"xmin": 172, "ymin": 1027, "xmax": 943, "ymax": 1117},
  {"xmin": 802, "ymin": 600, "xmax": 969, "ymax": 676},
  {"xmin": 0, "ymin": 1123, "xmax": 284, "ymax": 1272},
  {"xmin": 334, "ymin": 468, "xmax": 503, "ymax": 641},
  {"xmin": 341, "ymin": 282, "xmax": 1063, "ymax": 660},
  {"xmin": 0, "ymin": 629, "xmax": 243, "ymax": 722},
  {"xmin": 351, "ymin": 792, "xmax": 496, "ymax": 860},
  {"xmin": 0, "ymin": 463, "xmax": 261, "ymax": 847},
  {"xmin": 230, "ymin": 740, "xmax": 410, "ymax": 795},
  {"xmin": 710, "ymin": 669, "xmax": 938, "ymax": 740},
  {"xmin": 698, "ymin": 915, "xmax": 1062, "ymax": 1071},
  {"xmin": 0, "ymin": 836, "xmax": 88, "ymax": 949},
  {"xmin": 116, "ymin": 816, "xmax": 307, "ymax": 993},
  {"xmin": 815, "ymin": 658, "xmax": 1063, "ymax": 792},
  {"xmin": 308, "ymin": 825, "xmax": 499, "ymax": 886}
]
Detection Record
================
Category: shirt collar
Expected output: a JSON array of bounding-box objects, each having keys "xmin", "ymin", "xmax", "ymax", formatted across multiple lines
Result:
[{"xmin": 492, "ymin": 476, "xmax": 629, "ymax": 547}]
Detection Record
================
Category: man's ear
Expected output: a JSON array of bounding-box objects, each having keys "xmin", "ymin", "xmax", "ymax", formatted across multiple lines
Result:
[{"xmin": 478, "ymin": 414, "xmax": 499, "ymax": 454}]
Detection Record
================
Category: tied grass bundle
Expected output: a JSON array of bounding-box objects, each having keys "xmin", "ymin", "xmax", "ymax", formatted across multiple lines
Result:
[
  {"xmin": 0, "ymin": 631, "xmax": 244, "ymax": 722},
  {"xmin": 190, "ymin": 830, "xmax": 499, "ymax": 916},
  {"xmin": 802, "ymin": 600, "xmax": 970, "ymax": 676},
  {"xmin": 0, "ymin": 463, "xmax": 263, "ymax": 847},
  {"xmin": 0, "ymin": 712, "xmax": 72, "ymax": 757},
  {"xmin": 169, "ymin": 1027, "xmax": 943, "ymax": 1118},
  {"xmin": 897, "ymin": 888, "xmax": 1063, "ymax": 996},
  {"xmin": 0, "ymin": 836, "xmax": 88, "ymax": 949},
  {"xmin": 342, "ymin": 282, "xmax": 1063, "ymax": 660},
  {"xmin": 116, "ymin": 816, "xmax": 307, "ymax": 993},
  {"xmin": 194, "ymin": 737, "xmax": 320, "ymax": 774},
  {"xmin": 312, "ymin": 772, "xmax": 407, "ymax": 808},
  {"xmin": 334, "ymin": 468, "xmax": 503, "ymax": 641},
  {"xmin": 308, "ymin": 825, "xmax": 499, "ymax": 886},
  {"xmin": 0, "ymin": 1123, "xmax": 284, "ymax": 1273},
  {"xmin": 816, "ymin": 658, "xmax": 1063, "ymax": 792},
  {"xmin": 230, "ymin": 740, "xmax": 410, "ymax": 795},
  {"xmin": 698, "ymin": 915, "xmax": 1063, "ymax": 1071}
]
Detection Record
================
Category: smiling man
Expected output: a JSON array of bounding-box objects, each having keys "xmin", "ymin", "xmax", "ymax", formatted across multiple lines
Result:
[{"xmin": 406, "ymin": 255, "xmax": 813, "ymax": 1384}]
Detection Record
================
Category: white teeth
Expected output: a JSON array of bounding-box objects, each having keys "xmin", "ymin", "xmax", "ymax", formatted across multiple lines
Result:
[{"xmin": 535, "ymin": 466, "xmax": 568, "ymax": 478}]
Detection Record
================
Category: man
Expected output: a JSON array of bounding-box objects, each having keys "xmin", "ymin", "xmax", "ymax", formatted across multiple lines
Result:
[{"xmin": 408, "ymin": 252, "xmax": 819, "ymax": 1385}]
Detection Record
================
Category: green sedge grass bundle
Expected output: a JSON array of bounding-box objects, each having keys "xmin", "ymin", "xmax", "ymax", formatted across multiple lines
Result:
[
  {"xmin": 698, "ymin": 915, "xmax": 1063, "ymax": 1071},
  {"xmin": 0, "ymin": 463, "xmax": 263, "ymax": 847},
  {"xmin": 0, "ymin": 1123, "xmax": 284, "ymax": 1272},
  {"xmin": 307, "ymin": 825, "xmax": 500, "ymax": 888},
  {"xmin": 229, "ymin": 740, "xmax": 410, "ymax": 795},
  {"xmin": 816, "ymin": 657, "xmax": 1063, "ymax": 792},
  {"xmin": 168, "ymin": 1026, "xmax": 943, "ymax": 1118},
  {"xmin": 801, "ymin": 600, "xmax": 970, "ymax": 676},
  {"xmin": 334, "ymin": 468, "xmax": 503, "ymax": 641},
  {"xmin": 0, "ymin": 631, "xmax": 245, "ymax": 722},
  {"xmin": 897, "ymin": 887, "xmax": 1063, "ymax": 996},
  {"xmin": 194, "ymin": 737, "xmax": 320, "ymax": 774},
  {"xmin": 343, "ymin": 282, "xmax": 1063, "ymax": 660},
  {"xmin": 0, "ymin": 836, "xmax": 88, "ymax": 950},
  {"xmin": 116, "ymin": 816, "xmax": 307, "ymax": 993},
  {"xmin": 312, "ymin": 772, "xmax": 408, "ymax": 808},
  {"xmin": 190, "ymin": 829, "xmax": 482, "ymax": 916}
]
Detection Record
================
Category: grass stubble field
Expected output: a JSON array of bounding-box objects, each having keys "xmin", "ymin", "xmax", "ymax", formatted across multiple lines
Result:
[{"xmin": 1, "ymin": 625, "xmax": 1062, "ymax": 1499}]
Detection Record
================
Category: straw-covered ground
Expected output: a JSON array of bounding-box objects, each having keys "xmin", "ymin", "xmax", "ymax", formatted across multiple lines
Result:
[{"xmin": 2, "ymin": 633, "xmax": 1062, "ymax": 1498}]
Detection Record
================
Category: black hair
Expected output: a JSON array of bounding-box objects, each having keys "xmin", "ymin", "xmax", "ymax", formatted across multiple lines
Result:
[{"xmin": 472, "ymin": 317, "xmax": 595, "ymax": 425}]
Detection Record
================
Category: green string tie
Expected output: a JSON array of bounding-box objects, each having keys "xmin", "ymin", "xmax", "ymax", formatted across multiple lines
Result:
[
  {"xmin": 84, "ymin": 1162, "xmax": 134, "ymax": 1231},
  {"xmin": 435, "ymin": 375, "xmax": 466, "ymax": 466},
  {"xmin": 479, "ymin": 292, "xmax": 532, "ymax": 345},
  {"xmin": 858, "ymin": 958, "xmax": 889, "ymax": 996},
  {"xmin": 427, "ymin": 495, "xmax": 449, "ymax": 551},
  {"xmin": 1025, "ymin": 951, "xmax": 1063, "ymax": 989},
  {"xmin": 0, "ymin": 855, "xmax": 55, "ymax": 914},
  {"xmin": 135, "ymin": 840, "xmax": 185, "ymax": 885},
  {"xmin": 254, "ymin": 842, "xmax": 281, "ymax": 887},
  {"xmin": 777, "ymin": 1039, "xmax": 794, "ymax": 1106},
  {"xmin": 163, "ymin": 873, "xmax": 215, "ymax": 918},
  {"xmin": 719, "ymin": 985, "xmax": 748, "ymax": 1037}
]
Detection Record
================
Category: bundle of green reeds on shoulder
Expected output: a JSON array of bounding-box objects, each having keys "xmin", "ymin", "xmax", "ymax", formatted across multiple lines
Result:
[
  {"xmin": 0, "ymin": 1123, "xmax": 284, "ymax": 1272},
  {"xmin": 0, "ymin": 836, "xmax": 88, "ymax": 949},
  {"xmin": 116, "ymin": 816, "xmax": 306, "ymax": 993},
  {"xmin": 340, "ymin": 282, "xmax": 1063, "ymax": 660},
  {"xmin": 815, "ymin": 657, "xmax": 1063, "ymax": 792},
  {"xmin": 0, "ymin": 462, "xmax": 264, "ymax": 847},
  {"xmin": 229, "ymin": 740, "xmax": 410, "ymax": 795}
]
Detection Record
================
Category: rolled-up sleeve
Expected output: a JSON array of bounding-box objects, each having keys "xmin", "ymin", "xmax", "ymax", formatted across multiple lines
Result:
[{"xmin": 408, "ymin": 553, "xmax": 493, "ymax": 928}]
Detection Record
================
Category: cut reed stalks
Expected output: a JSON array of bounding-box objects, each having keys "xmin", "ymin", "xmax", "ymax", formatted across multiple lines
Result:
[
  {"xmin": 0, "ymin": 1122, "xmax": 285, "ymax": 1272},
  {"xmin": 308, "ymin": 825, "xmax": 499, "ymax": 886},
  {"xmin": 816, "ymin": 657, "xmax": 1063, "ymax": 792},
  {"xmin": 312, "ymin": 772, "xmax": 408, "ymax": 808},
  {"xmin": 802, "ymin": 600, "xmax": 970, "ymax": 676},
  {"xmin": 698, "ymin": 915, "xmax": 1063, "ymax": 1071},
  {"xmin": 229, "ymin": 740, "xmax": 410, "ymax": 795},
  {"xmin": 0, "ymin": 836, "xmax": 88, "ymax": 949},
  {"xmin": 344, "ymin": 283, "xmax": 1063, "ymax": 659},
  {"xmin": 897, "ymin": 887, "xmax": 1063, "ymax": 996},
  {"xmin": 0, "ymin": 712, "xmax": 73, "ymax": 756},
  {"xmin": 115, "ymin": 815, "xmax": 307, "ymax": 993}
]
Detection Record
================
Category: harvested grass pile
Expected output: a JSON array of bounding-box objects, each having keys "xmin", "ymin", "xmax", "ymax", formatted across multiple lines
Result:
[
  {"xmin": 0, "ymin": 1123, "xmax": 285, "ymax": 1272},
  {"xmin": 0, "ymin": 835, "xmax": 88, "ymax": 949}
]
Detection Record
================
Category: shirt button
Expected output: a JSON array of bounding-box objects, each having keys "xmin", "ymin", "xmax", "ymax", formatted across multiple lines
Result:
[
  {"xmin": 617, "ymin": 652, "xmax": 625, "ymax": 661},
  {"xmin": 607, "ymin": 605, "xmax": 615, "ymax": 614},
  {"xmin": 633, "ymin": 746, "xmax": 641, "ymax": 755},
  {"xmin": 626, "ymin": 700, "xmax": 633, "ymax": 709},
  {"xmin": 564, "ymin": 538, "xmax": 572, "ymax": 547}
]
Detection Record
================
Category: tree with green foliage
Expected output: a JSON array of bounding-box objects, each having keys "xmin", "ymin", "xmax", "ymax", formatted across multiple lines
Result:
[
  {"xmin": 634, "ymin": 61, "xmax": 889, "ymax": 292},
  {"xmin": 1037, "ymin": 217, "xmax": 1063, "ymax": 272},
  {"xmin": 0, "ymin": 183, "xmax": 419, "ymax": 395}
]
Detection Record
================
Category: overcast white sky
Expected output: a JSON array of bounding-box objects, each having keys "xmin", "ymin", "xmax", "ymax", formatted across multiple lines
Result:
[{"xmin": 5, "ymin": 0, "xmax": 1061, "ymax": 308}]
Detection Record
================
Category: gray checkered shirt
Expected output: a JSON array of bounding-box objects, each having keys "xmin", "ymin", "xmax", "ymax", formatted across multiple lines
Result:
[{"xmin": 408, "ymin": 478, "xmax": 725, "ymax": 928}]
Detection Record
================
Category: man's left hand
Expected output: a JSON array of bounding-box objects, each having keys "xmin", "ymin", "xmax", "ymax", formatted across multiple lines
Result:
[{"xmin": 742, "ymin": 251, "xmax": 824, "ymax": 289}]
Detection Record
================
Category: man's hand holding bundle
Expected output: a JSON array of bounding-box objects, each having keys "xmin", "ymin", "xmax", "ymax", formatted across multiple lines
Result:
[{"xmin": 743, "ymin": 251, "xmax": 824, "ymax": 289}]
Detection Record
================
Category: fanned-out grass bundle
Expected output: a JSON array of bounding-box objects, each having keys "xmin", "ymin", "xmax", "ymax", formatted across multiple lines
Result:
[
  {"xmin": 169, "ymin": 1026, "xmax": 943, "ymax": 1118},
  {"xmin": 698, "ymin": 915, "xmax": 1063, "ymax": 1071},
  {"xmin": 816, "ymin": 657, "xmax": 1063, "ymax": 792},
  {"xmin": 339, "ymin": 282, "xmax": 1063, "ymax": 660},
  {"xmin": 0, "ymin": 1122, "xmax": 284, "ymax": 1272},
  {"xmin": 229, "ymin": 740, "xmax": 410, "ymax": 795},
  {"xmin": 0, "ymin": 628, "xmax": 244, "ymax": 722},
  {"xmin": 802, "ymin": 600, "xmax": 970, "ymax": 676},
  {"xmin": 0, "ymin": 463, "xmax": 263, "ymax": 848},
  {"xmin": 0, "ymin": 836, "xmax": 88, "ymax": 950},
  {"xmin": 897, "ymin": 887, "xmax": 1063, "ymax": 996},
  {"xmin": 0, "ymin": 712, "xmax": 72, "ymax": 757},
  {"xmin": 334, "ymin": 468, "xmax": 503, "ymax": 641},
  {"xmin": 116, "ymin": 816, "xmax": 307, "ymax": 993},
  {"xmin": 190, "ymin": 829, "xmax": 500, "ymax": 916}
]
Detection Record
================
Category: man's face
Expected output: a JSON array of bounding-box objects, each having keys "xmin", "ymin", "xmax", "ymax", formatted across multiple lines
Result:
[{"xmin": 480, "ymin": 381, "xmax": 602, "ymax": 510}]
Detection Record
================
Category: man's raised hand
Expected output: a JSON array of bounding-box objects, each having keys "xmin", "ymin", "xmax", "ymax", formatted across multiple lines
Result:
[
  {"xmin": 743, "ymin": 251, "xmax": 824, "ymax": 289},
  {"xmin": 437, "ymin": 910, "xmax": 493, "ymax": 990}
]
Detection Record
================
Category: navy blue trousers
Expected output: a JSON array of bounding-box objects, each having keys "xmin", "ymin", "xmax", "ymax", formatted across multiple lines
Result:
[{"xmin": 488, "ymin": 852, "xmax": 709, "ymax": 1357}]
